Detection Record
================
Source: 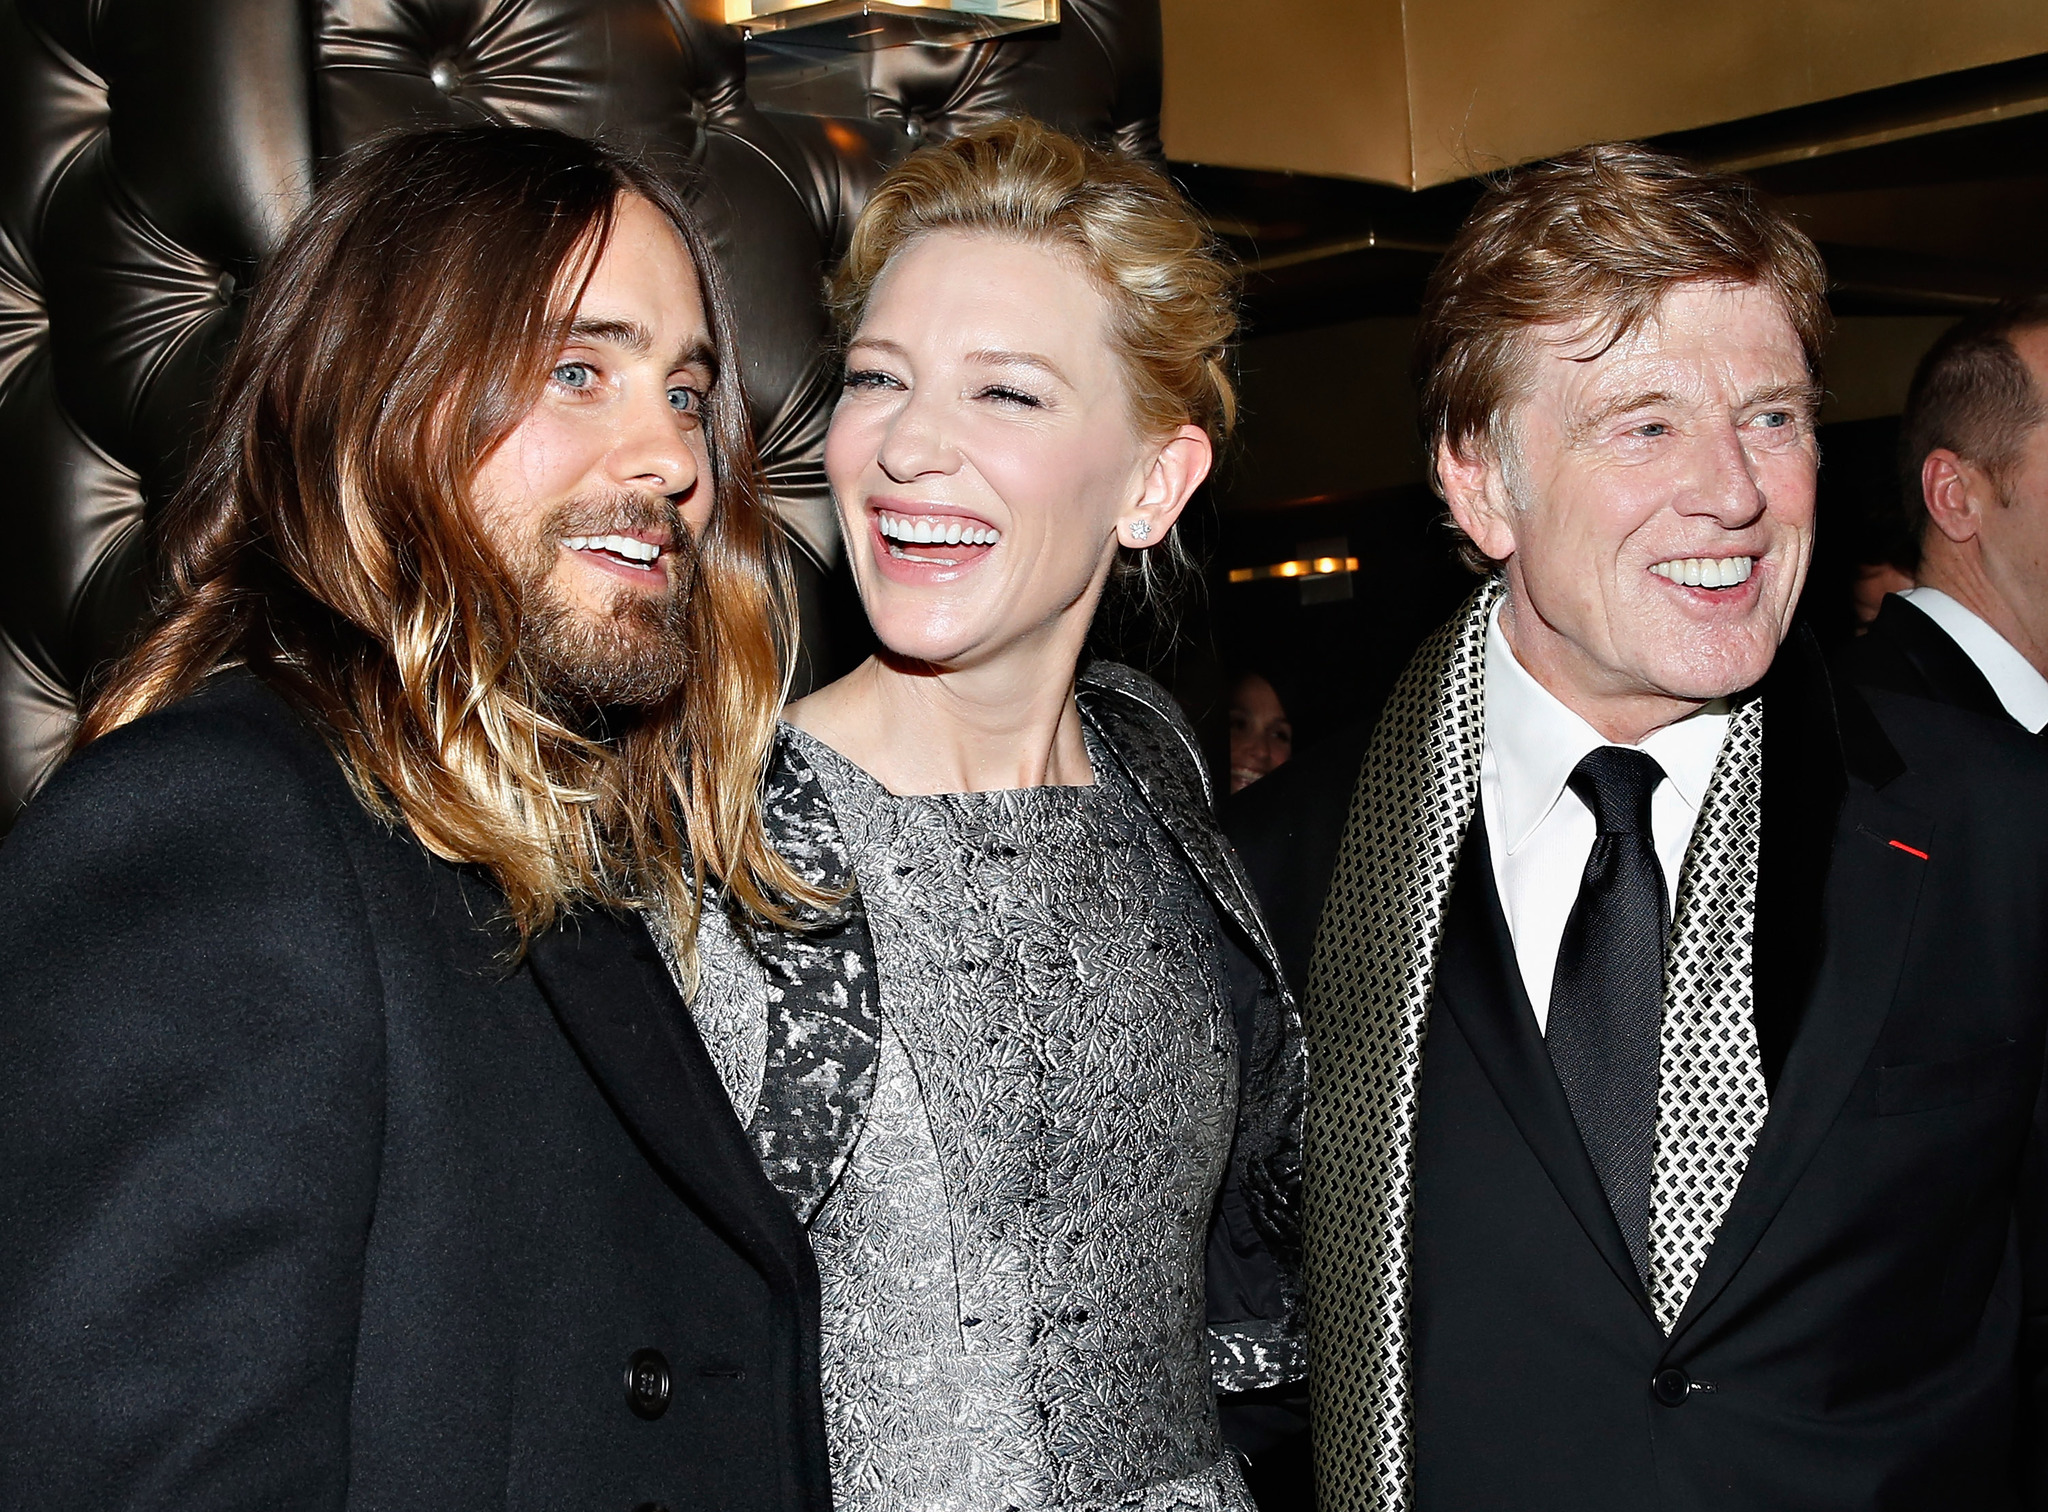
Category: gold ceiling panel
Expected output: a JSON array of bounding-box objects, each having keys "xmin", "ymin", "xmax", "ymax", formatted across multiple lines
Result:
[{"xmin": 1162, "ymin": 0, "xmax": 2048, "ymax": 188}]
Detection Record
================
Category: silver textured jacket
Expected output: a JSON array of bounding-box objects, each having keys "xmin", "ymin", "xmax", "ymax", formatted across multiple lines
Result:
[{"xmin": 673, "ymin": 663, "xmax": 1306, "ymax": 1509}]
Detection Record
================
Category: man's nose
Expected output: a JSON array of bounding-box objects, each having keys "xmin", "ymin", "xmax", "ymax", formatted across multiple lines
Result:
[
  {"xmin": 877, "ymin": 388, "xmax": 962, "ymax": 483},
  {"xmin": 1680, "ymin": 421, "xmax": 1768, "ymax": 526},
  {"xmin": 609, "ymin": 384, "xmax": 699, "ymax": 498}
]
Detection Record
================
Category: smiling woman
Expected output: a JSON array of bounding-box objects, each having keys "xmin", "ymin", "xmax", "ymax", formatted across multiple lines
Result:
[{"xmin": 663, "ymin": 119, "xmax": 1307, "ymax": 1512}]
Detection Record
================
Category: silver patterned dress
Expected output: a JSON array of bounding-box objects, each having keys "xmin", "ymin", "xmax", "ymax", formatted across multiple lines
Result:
[{"xmin": 687, "ymin": 721, "xmax": 1256, "ymax": 1512}]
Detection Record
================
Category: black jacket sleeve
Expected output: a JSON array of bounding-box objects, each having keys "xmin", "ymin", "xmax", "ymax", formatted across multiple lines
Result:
[
  {"xmin": 2021, "ymin": 1055, "xmax": 2048, "ymax": 1507},
  {"xmin": 0, "ymin": 690, "xmax": 387, "ymax": 1511}
]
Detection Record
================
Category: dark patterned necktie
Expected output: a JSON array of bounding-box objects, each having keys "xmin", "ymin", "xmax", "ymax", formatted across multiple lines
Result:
[{"xmin": 1546, "ymin": 746, "xmax": 1668, "ymax": 1287}]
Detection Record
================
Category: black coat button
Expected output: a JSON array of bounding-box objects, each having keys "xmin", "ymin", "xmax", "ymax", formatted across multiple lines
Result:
[
  {"xmin": 1651, "ymin": 1367, "xmax": 1691, "ymax": 1406},
  {"xmin": 625, "ymin": 1349, "xmax": 672, "ymax": 1420}
]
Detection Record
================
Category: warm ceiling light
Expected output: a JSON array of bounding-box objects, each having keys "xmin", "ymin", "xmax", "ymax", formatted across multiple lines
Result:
[
  {"xmin": 1227, "ymin": 555, "xmax": 1360, "ymax": 585},
  {"xmin": 725, "ymin": 0, "xmax": 1059, "ymax": 48}
]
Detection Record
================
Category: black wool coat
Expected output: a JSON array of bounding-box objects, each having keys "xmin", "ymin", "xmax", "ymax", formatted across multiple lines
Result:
[{"xmin": 0, "ymin": 670, "xmax": 831, "ymax": 1512}]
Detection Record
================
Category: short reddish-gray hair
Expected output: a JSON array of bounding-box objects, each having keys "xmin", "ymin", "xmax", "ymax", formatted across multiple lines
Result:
[{"xmin": 1415, "ymin": 141, "xmax": 1830, "ymax": 568}]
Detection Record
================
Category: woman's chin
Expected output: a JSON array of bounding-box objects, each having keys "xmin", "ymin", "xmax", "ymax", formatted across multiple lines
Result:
[{"xmin": 873, "ymin": 635, "xmax": 976, "ymax": 673}]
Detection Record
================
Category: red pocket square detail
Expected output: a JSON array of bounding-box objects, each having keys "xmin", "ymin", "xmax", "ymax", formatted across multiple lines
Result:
[{"xmin": 1888, "ymin": 839, "xmax": 1930, "ymax": 861}]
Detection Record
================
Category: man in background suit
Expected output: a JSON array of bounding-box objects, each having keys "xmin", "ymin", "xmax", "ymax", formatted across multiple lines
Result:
[
  {"xmin": 0, "ymin": 128, "xmax": 847, "ymax": 1512},
  {"xmin": 1847, "ymin": 298, "xmax": 2048, "ymax": 732},
  {"xmin": 1230, "ymin": 143, "xmax": 2048, "ymax": 1510}
]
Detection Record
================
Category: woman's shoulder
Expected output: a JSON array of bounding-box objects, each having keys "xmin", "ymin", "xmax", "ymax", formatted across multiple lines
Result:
[{"xmin": 1076, "ymin": 660, "xmax": 1213, "ymax": 808}]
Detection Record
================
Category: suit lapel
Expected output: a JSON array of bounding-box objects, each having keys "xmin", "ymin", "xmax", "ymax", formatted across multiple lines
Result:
[
  {"xmin": 1434, "ymin": 822, "xmax": 1654, "ymax": 1317},
  {"xmin": 1666, "ymin": 643, "xmax": 1924, "ymax": 1344},
  {"xmin": 1751, "ymin": 632, "xmax": 1856, "ymax": 1089},
  {"xmin": 528, "ymin": 910, "xmax": 816, "ymax": 1295},
  {"xmin": 1879, "ymin": 594, "xmax": 2013, "ymax": 724}
]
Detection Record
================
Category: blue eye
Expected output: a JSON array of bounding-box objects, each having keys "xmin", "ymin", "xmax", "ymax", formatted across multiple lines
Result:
[
  {"xmin": 668, "ymin": 385, "xmax": 703, "ymax": 414},
  {"xmin": 1758, "ymin": 410, "xmax": 1791, "ymax": 428},
  {"xmin": 843, "ymin": 368, "xmax": 899, "ymax": 391},
  {"xmin": 553, "ymin": 362, "xmax": 596, "ymax": 390}
]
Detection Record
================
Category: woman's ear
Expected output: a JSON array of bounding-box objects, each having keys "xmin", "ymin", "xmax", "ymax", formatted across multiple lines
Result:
[
  {"xmin": 1120, "ymin": 425, "xmax": 1212, "ymax": 548},
  {"xmin": 1439, "ymin": 435, "xmax": 1519, "ymax": 562}
]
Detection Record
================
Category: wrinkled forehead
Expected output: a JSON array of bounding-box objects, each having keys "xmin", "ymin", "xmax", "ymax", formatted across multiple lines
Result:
[{"xmin": 1508, "ymin": 280, "xmax": 1815, "ymax": 425}]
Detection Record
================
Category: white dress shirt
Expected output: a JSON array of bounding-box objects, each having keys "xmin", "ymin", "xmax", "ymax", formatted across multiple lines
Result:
[
  {"xmin": 1479, "ymin": 602, "xmax": 1732, "ymax": 1031},
  {"xmin": 1897, "ymin": 586, "xmax": 2048, "ymax": 734}
]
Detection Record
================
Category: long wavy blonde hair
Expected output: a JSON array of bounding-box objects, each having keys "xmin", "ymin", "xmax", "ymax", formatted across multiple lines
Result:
[{"xmin": 80, "ymin": 127, "xmax": 816, "ymax": 961}]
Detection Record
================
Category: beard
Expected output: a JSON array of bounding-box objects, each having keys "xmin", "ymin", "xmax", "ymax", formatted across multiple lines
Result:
[{"xmin": 511, "ymin": 490, "xmax": 697, "ymax": 710}]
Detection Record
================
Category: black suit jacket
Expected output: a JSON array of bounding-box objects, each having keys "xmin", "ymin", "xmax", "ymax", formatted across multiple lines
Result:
[
  {"xmin": 1842, "ymin": 591, "xmax": 2017, "ymax": 726},
  {"xmin": 0, "ymin": 671, "xmax": 831, "ymax": 1512},
  {"xmin": 1228, "ymin": 630, "xmax": 2048, "ymax": 1509}
]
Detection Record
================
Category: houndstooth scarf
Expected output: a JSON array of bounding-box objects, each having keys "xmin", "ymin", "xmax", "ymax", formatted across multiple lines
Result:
[{"xmin": 1301, "ymin": 579, "xmax": 1768, "ymax": 1510}]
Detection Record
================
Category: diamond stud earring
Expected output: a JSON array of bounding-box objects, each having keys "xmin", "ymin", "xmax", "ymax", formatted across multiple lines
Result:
[{"xmin": 1128, "ymin": 519, "xmax": 1153, "ymax": 542}]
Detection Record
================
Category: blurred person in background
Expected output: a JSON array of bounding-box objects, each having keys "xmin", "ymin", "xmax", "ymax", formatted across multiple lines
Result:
[
  {"xmin": 1845, "ymin": 298, "xmax": 2048, "ymax": 730},
  {"xmin": 1228, "ymin": 669, "xmax": 1295, "ymax": 793},
  {"xmin": 658, "ymin": 119, "xmax": 1305, "ymax": 1512}
]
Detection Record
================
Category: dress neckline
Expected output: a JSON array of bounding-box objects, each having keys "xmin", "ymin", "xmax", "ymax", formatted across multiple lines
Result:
[{"xmin": 778, "ymin": 720, "xmax": 1108, "ymax": 803}]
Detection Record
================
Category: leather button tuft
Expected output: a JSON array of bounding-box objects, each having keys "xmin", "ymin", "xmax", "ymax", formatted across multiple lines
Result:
[
  {"xmin": 625, "ymin": 1348, "xmax": 672, "ymax": 1420},
  {"xmin": 428, "ymin": 58, "xmax": 461, "ymax": 93},
  {"xmin": 1650, "ymin": 1367, "xmax": 1691, "ymax": 1406}
]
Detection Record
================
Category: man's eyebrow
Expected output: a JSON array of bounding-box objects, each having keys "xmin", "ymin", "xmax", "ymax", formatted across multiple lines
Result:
[
  {"xmin": 567, "ymin": 317, "xmax": 651, "ymax": 354},
  {"xmin": 1569, "ymin": 389, "xmax": 1682, "ymax": 439},
  {"xmin": 673, "ymin": 336, "xmax": 717, "ymax": 377},
  {"xmin": 567, "ymin": 320, "xmax": 717, "ymax": 377},
  {"xmin": 1741, "ymin": 380, "xmax": 1823, "ymax": 413}
]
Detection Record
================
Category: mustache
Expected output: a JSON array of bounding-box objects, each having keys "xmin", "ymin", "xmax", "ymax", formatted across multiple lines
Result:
[{"xmin": 541, "ymin": 489, "xmax": 688, "ymax": 545}]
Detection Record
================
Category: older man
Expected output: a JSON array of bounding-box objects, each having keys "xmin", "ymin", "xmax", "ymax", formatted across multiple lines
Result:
[
  {"xmin": 1230, "ymin": 144, "xmax": 2048, "ymax": 1510},
  {"xmin": 1846, "ymin": 298, "xmax": 2048, "ymax": 732}
]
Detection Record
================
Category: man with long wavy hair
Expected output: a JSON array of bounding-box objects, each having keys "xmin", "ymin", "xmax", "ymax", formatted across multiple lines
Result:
[{"xmin": 0, "ymin": 128, "xmax": 836, "ymax": 1512}]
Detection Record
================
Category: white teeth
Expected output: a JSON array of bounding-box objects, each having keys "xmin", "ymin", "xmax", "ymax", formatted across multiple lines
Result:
[
  {"xmin": 565, "ymin": 533, "xmax": 660, "ymax": 564},
  {"xmin": 875, "ymin": 512, "xmax": 1000, "ymax": 548},
  {"xmin": 1650, "ymin": 555, "xmax": 1754, "ymax": 588}
]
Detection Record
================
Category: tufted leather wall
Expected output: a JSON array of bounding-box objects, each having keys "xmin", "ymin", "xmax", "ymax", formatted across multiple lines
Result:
[{"xmin": 0, "ymin": 0, "xmax": 1162, "ymax": 827}]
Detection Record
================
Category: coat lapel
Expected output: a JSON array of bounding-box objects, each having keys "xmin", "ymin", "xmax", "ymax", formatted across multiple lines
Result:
[
  {"xmin": 528, "ymin": 909, "xmax": 816, "ymax": 1295},
  {"xmin": 1434, "ymin": 822, "xmax": 1654, "ymax": 1317},
  {"xmin": 1666, "ymin": 638, "xmax": 1925, "ymax": 1344},
  {"xmin": 1878, "ymin": 594, "xmax": 2013, "ymax": 724},
  {"xmin": 1075, "ymin": 664, "xmax": 1289, "ymax": 993},
  {"xmin": 736, "ymin": 736, "xmax": 882, "ymax": 1225}
]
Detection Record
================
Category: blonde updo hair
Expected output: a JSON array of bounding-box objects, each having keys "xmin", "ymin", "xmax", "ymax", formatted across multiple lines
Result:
[
  {"xmin": 831, "ymin": 116, "xmax": 1239, "ymax": 448},
  {"xmin": 829, "ymin": 118, "xmax": 1237, "ymax": 635}
]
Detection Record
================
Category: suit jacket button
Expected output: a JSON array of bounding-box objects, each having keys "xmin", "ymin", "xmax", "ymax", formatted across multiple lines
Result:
[
  {"xmin": 625, "ymin": 1349, "xmax": 672, "ymax": 1420},
  {"xmin": 1651, "ymin": 1367, "xmax": 1691, "ymax": 1406}
]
